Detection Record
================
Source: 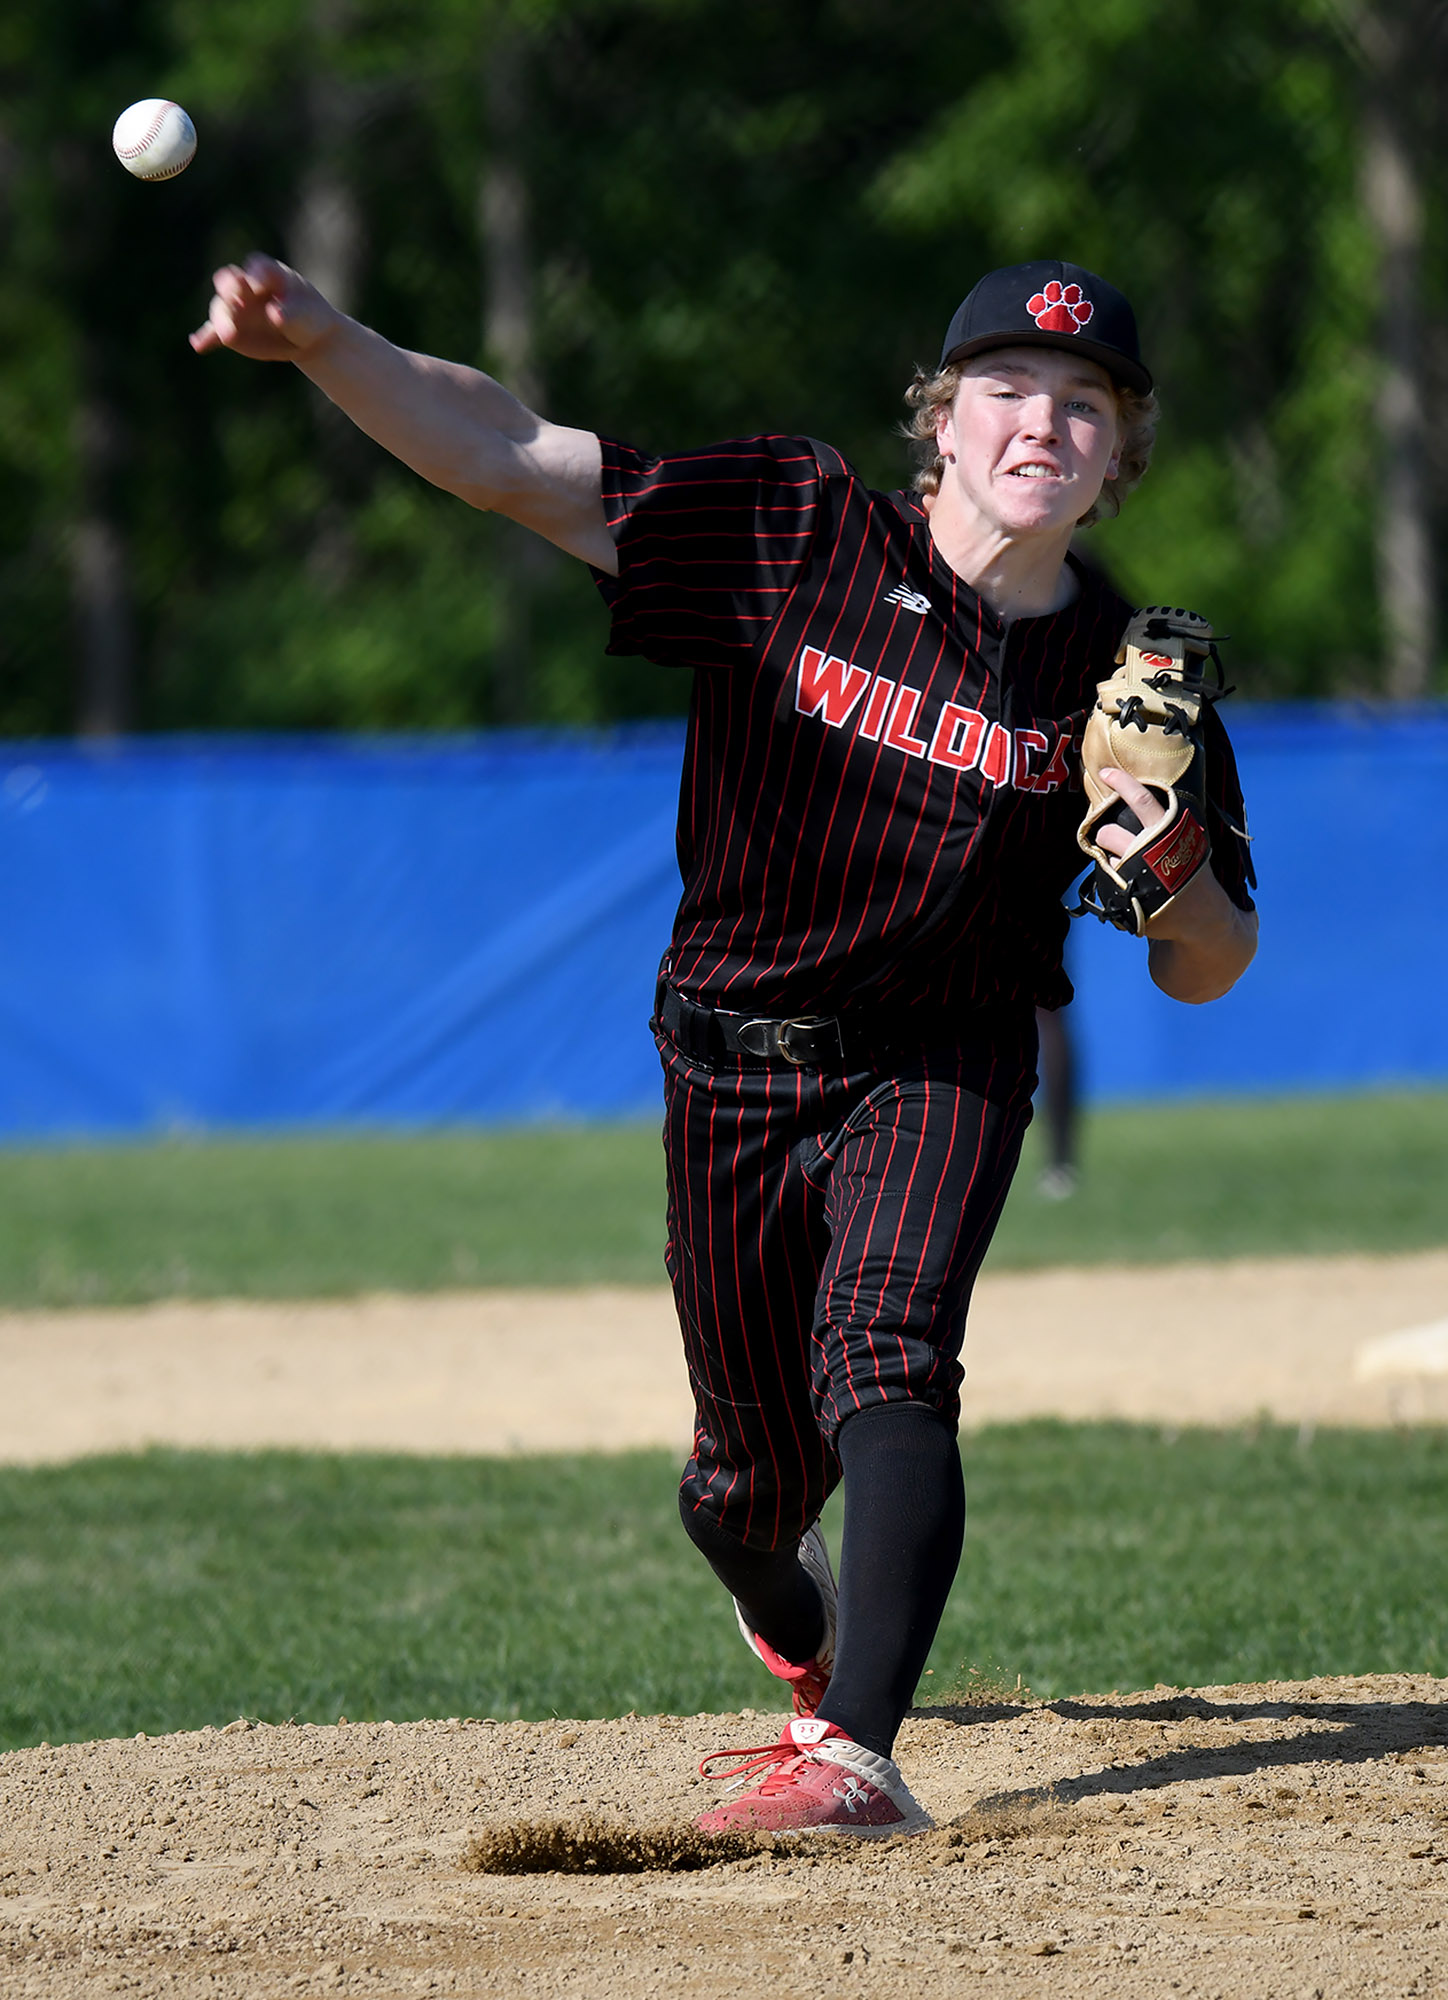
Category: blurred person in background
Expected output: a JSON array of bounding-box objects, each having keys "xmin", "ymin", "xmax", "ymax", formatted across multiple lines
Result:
[
  {"xmin": 1034, "ymin": 1000, "xmax": 1078, "ymax": 1200},
  {"xmin": 192, "ymin": 252, "xmax": 1256, "ymax": 1836}
]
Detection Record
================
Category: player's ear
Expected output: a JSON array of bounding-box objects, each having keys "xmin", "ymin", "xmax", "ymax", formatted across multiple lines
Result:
[{"xmin": 934, "ymin": 395, "xmax": 956, "ymax": 461}]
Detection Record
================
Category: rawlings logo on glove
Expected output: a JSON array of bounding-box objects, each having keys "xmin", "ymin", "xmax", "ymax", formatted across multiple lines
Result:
[{"xmin": 1075, "ymin": 606, "xmax": 1229, "ymax": 936}]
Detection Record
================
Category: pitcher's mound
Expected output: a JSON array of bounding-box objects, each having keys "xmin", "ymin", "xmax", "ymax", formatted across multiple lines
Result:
[{"xmin": 4, "ymin": 1674, "xmax": 1447, "ymax": 1996}]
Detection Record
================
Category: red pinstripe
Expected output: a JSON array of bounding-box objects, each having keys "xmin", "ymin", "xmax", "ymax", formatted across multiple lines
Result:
[
  {"xmin": 792, "ymin": 582, "xmax": 947, "ymax": 979},
  {"xmin": 710, "ymin": 476, "xmax": 870, "ymax": 998},
  {"xmin": 833, "ymin": 1103, "xmax": 899, "ymax": 1412},
  {"xmin": 743, "ymin": 510, "xmax": 900, "ymax": 991}
]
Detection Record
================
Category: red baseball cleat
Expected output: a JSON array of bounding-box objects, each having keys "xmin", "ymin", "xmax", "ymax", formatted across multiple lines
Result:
[
  {"xmin": 734, "ymin": 1522, "xmax": 837, "ymax": 1717},
  {"xmin": 695, "ymin": 1717, "xmax": 933, "ymax": 1838}
]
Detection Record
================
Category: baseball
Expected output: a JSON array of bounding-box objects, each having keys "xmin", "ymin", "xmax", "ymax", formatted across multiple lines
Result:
[{"xmin": 112, "ymin": 100, "xmax": 197, "ymax": 181}]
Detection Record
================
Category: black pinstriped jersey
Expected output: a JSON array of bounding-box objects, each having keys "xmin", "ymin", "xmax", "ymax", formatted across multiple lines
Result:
[{"xmin": 593, "ymin": 434, "xmax": 1254, "ymax": 1019}]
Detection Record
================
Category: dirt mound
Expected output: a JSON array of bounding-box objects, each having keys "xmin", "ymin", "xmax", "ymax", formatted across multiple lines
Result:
[{"xmin": 4, "ymin": 1675, "xmax": 1448, "ymax": 1996}]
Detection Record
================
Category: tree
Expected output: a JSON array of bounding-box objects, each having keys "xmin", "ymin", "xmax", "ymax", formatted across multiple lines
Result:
[
  {"xmin": 870, "ymin": 0, "xmax": 1397, "ymax": 695},
  {"xmin": 1340, "ymin": 0, "xmax": 1439, "ymax": 697},
  {"xmin": 0, "ymin": 0, "xmax": 1437, "ymax": 736}
]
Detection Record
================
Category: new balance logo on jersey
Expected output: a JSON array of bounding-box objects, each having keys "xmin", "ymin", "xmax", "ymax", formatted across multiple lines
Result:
[
  {"xmin": 794, "ymin": 644, "xmax": 1071, "ymax": 792},
  {"xmin": 883, "ymin": 583, "xmax": 932, "ymax": 615}
]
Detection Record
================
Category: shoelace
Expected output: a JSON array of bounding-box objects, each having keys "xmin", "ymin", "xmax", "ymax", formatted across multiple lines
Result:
[
  {"xmin": 790, "ymin": 1662, "xmax": 831, "ymax": 1710},
  {"xmin": 698, "ymin": 1742, "xmax": 819, "ymax": 1795}
]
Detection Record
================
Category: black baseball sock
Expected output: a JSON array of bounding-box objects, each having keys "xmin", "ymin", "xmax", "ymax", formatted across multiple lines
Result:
[
  {"xmin": 679, "ymin": 1494, "xmax": 828, "ymax": 1668},
  {"xmin": 814, "ymin": 1400, "xmax": 965, "ymax": 1760}
]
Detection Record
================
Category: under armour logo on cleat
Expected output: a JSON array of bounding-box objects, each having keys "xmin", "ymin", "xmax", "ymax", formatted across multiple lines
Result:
[
  {"xmin": 883, "ymin": 584, "xmax": 931, "ymax": 615},
  {"xmin": 832, "ymin": 1777, "xmax": 869, "ymax": 1814}
]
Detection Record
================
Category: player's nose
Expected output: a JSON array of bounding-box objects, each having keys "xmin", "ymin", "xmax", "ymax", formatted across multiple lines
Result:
[{"xmin": 1018, "ymin": 394, "xmax": 1062, "ymax": 440}]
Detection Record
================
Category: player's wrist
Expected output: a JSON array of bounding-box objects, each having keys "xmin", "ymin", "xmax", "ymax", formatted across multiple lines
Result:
[
  {"xmin": 290, "ymin": 306, "xmax": 358, "ymax": 373},
  {"xmin": 1143, "ymin": 862, "xmax": 1229, "ymax": 942}
]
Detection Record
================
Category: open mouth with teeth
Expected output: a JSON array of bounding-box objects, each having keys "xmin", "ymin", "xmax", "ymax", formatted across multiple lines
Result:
[{"xmin": 1008, "ymin": 464, "xmax": 1063, "ymax": 479}]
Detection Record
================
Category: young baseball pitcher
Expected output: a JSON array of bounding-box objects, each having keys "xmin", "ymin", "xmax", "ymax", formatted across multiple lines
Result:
[{"xmin": 193, "ymin": 255, "xmax": 1257, "ymax": 1836}]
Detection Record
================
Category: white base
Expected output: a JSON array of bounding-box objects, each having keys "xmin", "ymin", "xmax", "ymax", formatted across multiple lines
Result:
[{"xmin": 1354, "ymin": 1319, "xmax": 1448, "ymax": 1382}]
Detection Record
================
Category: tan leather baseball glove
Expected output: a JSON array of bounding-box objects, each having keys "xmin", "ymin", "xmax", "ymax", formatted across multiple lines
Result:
[{"xmin": 1076, "ymin": 606, "xmax": 1229, "ymax": 936}]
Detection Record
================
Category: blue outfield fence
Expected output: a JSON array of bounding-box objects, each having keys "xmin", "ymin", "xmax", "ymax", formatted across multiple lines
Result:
[
  {"xmin": 1071, "ymin": 704, "xmax": 1448, "ymax": 1103},
  {"xmin": 0, "ymin": 707, "xmax": 1443, "ymax": 1138}
]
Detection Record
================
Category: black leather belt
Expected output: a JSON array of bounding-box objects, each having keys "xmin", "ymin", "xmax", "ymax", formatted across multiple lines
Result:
[{"xmin": 657, "ymin": 982, "xmax": 898, "ymax": 1072}]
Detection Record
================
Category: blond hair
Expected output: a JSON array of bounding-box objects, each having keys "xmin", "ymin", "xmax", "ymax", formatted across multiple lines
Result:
[{"xmin": 902, "ymin": 360, "xmax": 1158, "ymax": 527}]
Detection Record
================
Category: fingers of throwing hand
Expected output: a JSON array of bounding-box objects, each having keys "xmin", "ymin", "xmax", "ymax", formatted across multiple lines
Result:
[
  {"xmin": 214, "ymin": 264, "xmax": 263, "ymax": 313},
  {"xmin": 189, "ymin": 254, "xmax": 332, "ymax": 360},
  {"xmin": 191, "ymin": 264, "xmax": 294, "ymax": 358},
  {"xmin": 193, "ymin": 294, "xmax": 240, "ymax": 350},
  {"xmin": 242, "ymin": 252, "xmax": 288, "ymax": 295}
]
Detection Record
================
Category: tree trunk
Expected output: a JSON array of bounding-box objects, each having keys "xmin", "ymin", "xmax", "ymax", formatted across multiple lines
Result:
[
  {"xmin": 289, "ymin": 0, "xmax": 367, "ymax": 587},
  {"xmin": 1359, "ymin": 3, "xmax": 1436, "ymax": 698},
  {"xmin": 481, "ymin": 37, "xmax": 541, "ymax": 414},
  {"xmin": 73, "ymin": 391, "xmax": 133, "ymax": 739},
  {"xmin": 480, "ymin": 32, "xmax": 550, "ymax": 724},
  {"xmin": 58, "ymin": 120, "xmax": 135, "ymax": 740}
]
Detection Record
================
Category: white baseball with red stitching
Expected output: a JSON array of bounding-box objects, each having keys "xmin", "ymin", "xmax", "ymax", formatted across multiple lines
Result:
[{"xmin": 112, "ymin": 100, "xmax": 197, "ymax": 181}]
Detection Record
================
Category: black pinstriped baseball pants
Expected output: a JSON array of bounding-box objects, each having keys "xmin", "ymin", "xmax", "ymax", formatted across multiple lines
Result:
[{"xmin": 658, "ymin": 1009, "xmax": 1038, "ymax": 1553}]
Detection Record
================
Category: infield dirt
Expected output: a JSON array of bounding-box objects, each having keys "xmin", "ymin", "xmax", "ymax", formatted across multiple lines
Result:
[
  {"xmin": 4, "ymin": 1677, "xmax": 1448, "ymax": 1997},
  {"xmin": 2, "ymin": 1248, "xmax": 1446, "ymax": 1463}
]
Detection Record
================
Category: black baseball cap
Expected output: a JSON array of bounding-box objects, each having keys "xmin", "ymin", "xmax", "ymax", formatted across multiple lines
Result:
[{"xmin": 938, "ymin": 260, "xmax": 1152, "ymax": 394}]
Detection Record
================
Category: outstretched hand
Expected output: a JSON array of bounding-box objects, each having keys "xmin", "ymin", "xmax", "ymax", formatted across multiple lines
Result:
[{"xmin": 189, "ymin": 255, "xmax": 340, "ymax": 362}]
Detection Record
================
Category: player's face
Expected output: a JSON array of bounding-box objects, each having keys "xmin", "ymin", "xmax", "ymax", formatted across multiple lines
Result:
[{"xmin": 935, "ymin": 348, "xmax": 1123, "ymax": 538}]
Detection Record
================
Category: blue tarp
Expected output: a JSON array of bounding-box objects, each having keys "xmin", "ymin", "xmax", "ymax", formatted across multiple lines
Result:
[
  {"xmin": 0, "ymin": 708, "xmax": 1442, "ymax": 1137},
  {"xmin": 1071, "ymin": 704, "xmax": 1448, "ymax": 1103}
]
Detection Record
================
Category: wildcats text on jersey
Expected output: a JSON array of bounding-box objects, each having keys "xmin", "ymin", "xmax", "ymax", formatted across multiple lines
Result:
[{"xmin": 793, "ymin": 644, "xmax": 1072, "ymax": 793}]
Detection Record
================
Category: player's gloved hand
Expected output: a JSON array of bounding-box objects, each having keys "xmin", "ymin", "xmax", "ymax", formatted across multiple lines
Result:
[
  {"xmin": 190, "ymin": 255, "xmax": 342, "ymax": 362},
  {"xmin": 1074, "ymin": 606, "xmax": 1226, "ymax": 937},
  {"xmin": 1091, "ymin": 761, "xmax": 1244, "ymax": 964}
]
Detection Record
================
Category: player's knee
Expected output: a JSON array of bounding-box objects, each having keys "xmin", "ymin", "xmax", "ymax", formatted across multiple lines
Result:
[{"xmin": 835, "ymin": 1396, "xmax": 959, "ymax": 1459}]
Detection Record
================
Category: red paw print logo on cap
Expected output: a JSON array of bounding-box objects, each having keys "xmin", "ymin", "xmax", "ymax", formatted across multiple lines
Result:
[{"xmin": 1026, "ymin": 281, "xmax": 1094, "ymax": 334}]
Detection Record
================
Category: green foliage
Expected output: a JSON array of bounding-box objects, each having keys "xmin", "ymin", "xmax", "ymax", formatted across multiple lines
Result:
[
  {"xmin": 3, "ymin": 1425, "xmax": 1446, "ymax": 1748},
  {"xmin": 0, "ymin": 1089, "xmax": 1441, "ymax": 1309},
  {"xmin": 2, "ymin": 0, "xmax": 1441, "ymax": 730},
  {"xmin": 872, "ymin": 0, "xmax": 1388, "ymax": 690}
]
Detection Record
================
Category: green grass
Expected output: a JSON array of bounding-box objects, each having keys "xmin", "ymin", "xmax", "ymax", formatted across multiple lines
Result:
[
  {"xmin": 0, "ymin": 1088, "xmax": 1444, "ymax": 1308},
  {"xmin": 993, "ymin": 1087, "xmax": 1448, "ymax": 1269},
  {"xmin": 0, "ymin": 1125, "xmax": 668, "ymax": 1306},
  {"xmin": 947, "ymin": 1421, "xmax": 1448, "ymax": 1701},
  {"xmin": 4, "ymin": 1425, "xmax": 1448, "ymax": 1751}
]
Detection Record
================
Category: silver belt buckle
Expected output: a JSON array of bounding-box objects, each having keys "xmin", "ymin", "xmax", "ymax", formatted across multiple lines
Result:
[{"xmin": 775, "ymin": 1016, "xmax": 827, "ymax": 1067}]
